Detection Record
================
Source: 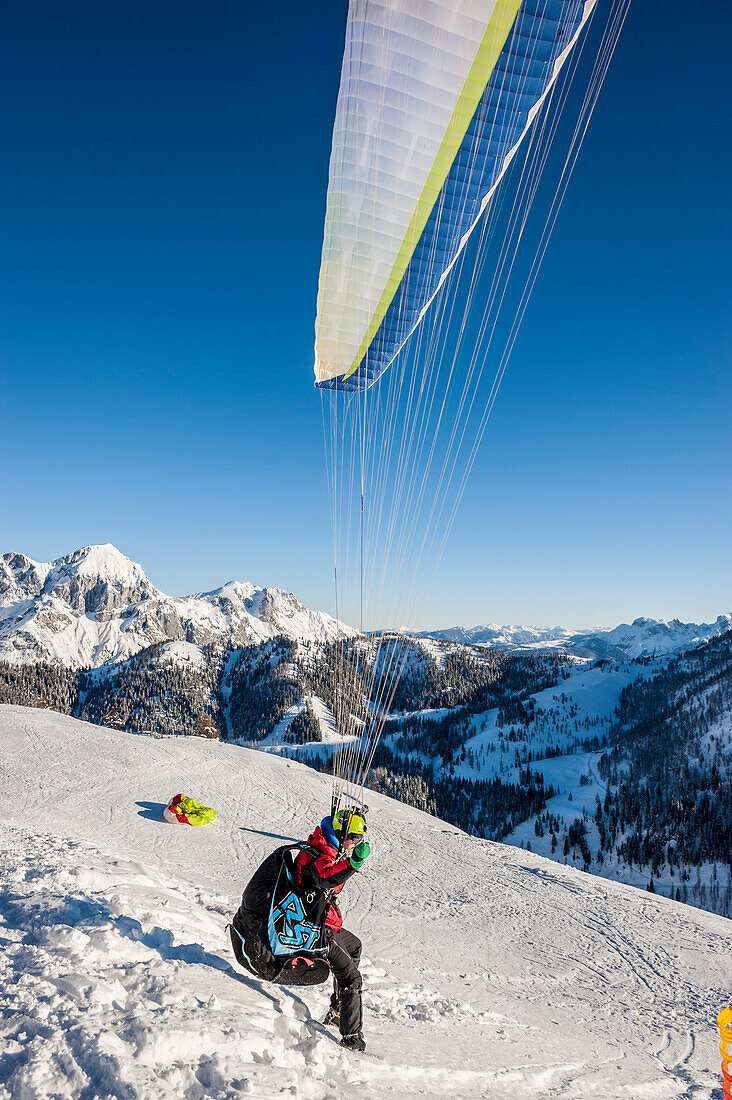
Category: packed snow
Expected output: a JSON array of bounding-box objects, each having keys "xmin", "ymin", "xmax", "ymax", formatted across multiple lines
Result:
[{"xmin": 2, "ymin": 704, "xmax": 730, "ymax": 1099}]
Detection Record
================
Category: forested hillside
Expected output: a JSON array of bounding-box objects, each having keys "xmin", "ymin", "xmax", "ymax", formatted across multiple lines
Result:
[{"xmin": 593, "ymin": 633, "xmax": 732, "ymax": 909}]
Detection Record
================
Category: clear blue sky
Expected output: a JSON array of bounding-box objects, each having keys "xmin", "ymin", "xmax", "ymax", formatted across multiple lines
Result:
[{"xmin": 1, "ymin": 1, "xmax": 729, "ymax": 629}]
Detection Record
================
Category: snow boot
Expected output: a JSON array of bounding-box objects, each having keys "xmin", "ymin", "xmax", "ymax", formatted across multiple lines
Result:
[
  {"xmin": 340, "ymin": 1031, "xmax": 366, "ymax": 1052},
  {"xmin": 324, "ymin": 987, "xmax": 340, "ymax": 1026}
]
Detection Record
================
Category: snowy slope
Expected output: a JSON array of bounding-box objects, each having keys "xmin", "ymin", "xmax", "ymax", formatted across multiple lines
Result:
[
  {"xmin": 2, "ymin": 705, "xmax": 730, "ymax": 1099},
  {"xmin": 450, "ymin": 661, "xmax": 648, "ymax": 780},
  {"xmin": 0, "ymin": 545, "xmax": 355, "ymax": 667}
]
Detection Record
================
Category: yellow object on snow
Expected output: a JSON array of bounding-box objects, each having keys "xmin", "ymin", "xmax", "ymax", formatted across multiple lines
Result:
[{"xmin": 163, "ymin": 793, "xmax": 216, "ymax": 826}]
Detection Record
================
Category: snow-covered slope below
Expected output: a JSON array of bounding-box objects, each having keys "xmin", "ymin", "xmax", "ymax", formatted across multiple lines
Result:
[
  {"xmin": 0, "ymin": 544, "xmax": 355, "ymax": 667},
  {"xmin": 418, "ymin": 614, "xmax": 732, "ymax": 658},
  {"xmin": 2, "ymin": 705, "xmax": 730, "ymax": 1099}
]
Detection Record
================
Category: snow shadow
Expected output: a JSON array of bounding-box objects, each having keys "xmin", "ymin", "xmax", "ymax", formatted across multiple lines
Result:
[
  {"xmin": 0, "ymin": 1047, "xmax": 34, "ymax": 1091},
  {"xmin": 103, "ymin": 910, "xmax": 283, "ymax": 1007},
  {"xmin": 114, "ymin": 915, "xmax": 231, "ymax": 969},
  {"xmin": 238, "ymin": 826, "xmax": 297, "ymax": 842},
  {"xmin": 135, "ymin": 800, "xmax": 167, "ymax": 821}
]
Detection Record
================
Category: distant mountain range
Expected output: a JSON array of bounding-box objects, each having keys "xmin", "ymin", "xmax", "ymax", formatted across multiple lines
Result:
[
  {"xmin": 416, "ymin": 615, "xmax": 732, "ymax": 660},
  {"xmin": 1, "ymin": 543, "xmax": 729, "ymax": 668},
  {"xmin": 0, "ymin": 544, "xmax": 354, "ymax": 668}
]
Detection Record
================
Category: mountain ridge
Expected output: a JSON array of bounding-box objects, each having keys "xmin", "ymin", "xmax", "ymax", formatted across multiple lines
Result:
[
  {"xmin": 0, "ymin": 544, "xmax": 355, "ymax": 668},
  {"xmin": 3, "ymin": 543, "xmax": 730, "ymax": 668},
  {"xmin": 416, "ymin": 612, "xmax": 732, "ymax": 659}
]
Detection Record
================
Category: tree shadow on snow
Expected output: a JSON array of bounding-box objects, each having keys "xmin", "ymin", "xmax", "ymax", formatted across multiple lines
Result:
[{"xmin": 135, "ymin": 800, "xmax": 167, "ymax": 822}]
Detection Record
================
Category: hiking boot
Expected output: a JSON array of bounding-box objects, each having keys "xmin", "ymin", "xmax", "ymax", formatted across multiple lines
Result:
[
  {"xmin": 340, "ymin": 1031, "xmax": 366, "ymax": 1052},
  {"xmin": 323, "ymin": 1005, "xmax": 340, "ymax": 1026}
]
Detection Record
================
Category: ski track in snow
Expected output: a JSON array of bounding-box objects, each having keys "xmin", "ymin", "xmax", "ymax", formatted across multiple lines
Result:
[{"xmin": 1, "ymin": 704, "xmax": 730, "ymax": 1100}]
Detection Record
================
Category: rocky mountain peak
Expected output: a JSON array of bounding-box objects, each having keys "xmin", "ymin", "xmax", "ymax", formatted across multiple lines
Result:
[
  {"xmin": 0, "ymin": 544, "xmax": 355, "ymax": 668},
  {"xmin": 0, "ymin": 552, "xmax": 50, "ymax": 601},
  {"xmin": 38, "ymin": 545, "xmax": 156, "ymax": 619}
]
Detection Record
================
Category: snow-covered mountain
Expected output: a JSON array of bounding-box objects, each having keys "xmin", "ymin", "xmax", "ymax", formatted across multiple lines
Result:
[
  {"xmin": 582, "ymin": 613, "xmax": 732, "ymax": 658},
  {"xmin": 0, "ymin": 544, "xmax": 355, "ymax": 668},
  {"xmin": 3, "ymin": 542, "xmax": 728, "ymax": 669},
  {"xmin": 418, "ymin": 613, "xmax": 732, "ymax": 659},
  {"xmin": 1, "ymin": 703, "xmax": 729, "ymax": 1099},
  {"xmin": 416, "ymin": 623, "xmax": 578, "ymax": 649}
]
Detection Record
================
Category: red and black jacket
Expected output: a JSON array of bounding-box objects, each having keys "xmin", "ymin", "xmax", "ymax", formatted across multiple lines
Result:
[{"xmin": 293, "ymin": 821, "xmax": 356, "ymax": 931}]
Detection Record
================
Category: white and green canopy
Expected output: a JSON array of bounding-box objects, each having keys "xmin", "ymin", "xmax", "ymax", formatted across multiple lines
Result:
[{"xmin": 314, "ymin": 0, "xmax": 595, "ymax": 391}]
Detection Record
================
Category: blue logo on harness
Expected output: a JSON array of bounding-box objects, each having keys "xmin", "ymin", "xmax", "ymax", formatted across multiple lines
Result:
[{"xmin": 269, "ymin": 890, "xmax": 321, "ymax": 953}]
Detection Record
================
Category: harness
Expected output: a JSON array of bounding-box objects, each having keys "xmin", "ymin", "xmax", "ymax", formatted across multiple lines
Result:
[
  {"xmin": 229, "ymin": 840, "xmax": 334, "ymax": 986},
  {"xmin": 267, "ymin": 842, "xmax": 329, "ymax": 959}
]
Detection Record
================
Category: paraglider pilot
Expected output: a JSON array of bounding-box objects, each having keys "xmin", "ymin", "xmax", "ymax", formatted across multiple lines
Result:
[
  {"xmin": 294, "ymin": 809, "xmax": 370, "ymax": 1051},
  {"xmin": 229, "ymin": 808, "xmax": 371, "ymax": 1052}
]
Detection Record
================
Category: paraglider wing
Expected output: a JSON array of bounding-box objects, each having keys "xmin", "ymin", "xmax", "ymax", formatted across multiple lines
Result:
[{"xmin": 314, "ymin": 0, "xmax": 595, "ymax": 392}]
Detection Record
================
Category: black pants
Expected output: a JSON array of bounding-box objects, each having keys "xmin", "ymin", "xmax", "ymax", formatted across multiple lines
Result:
[{"xmin": 328, "ymin": 927, "xmax": 362, "ymax": 1036}]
